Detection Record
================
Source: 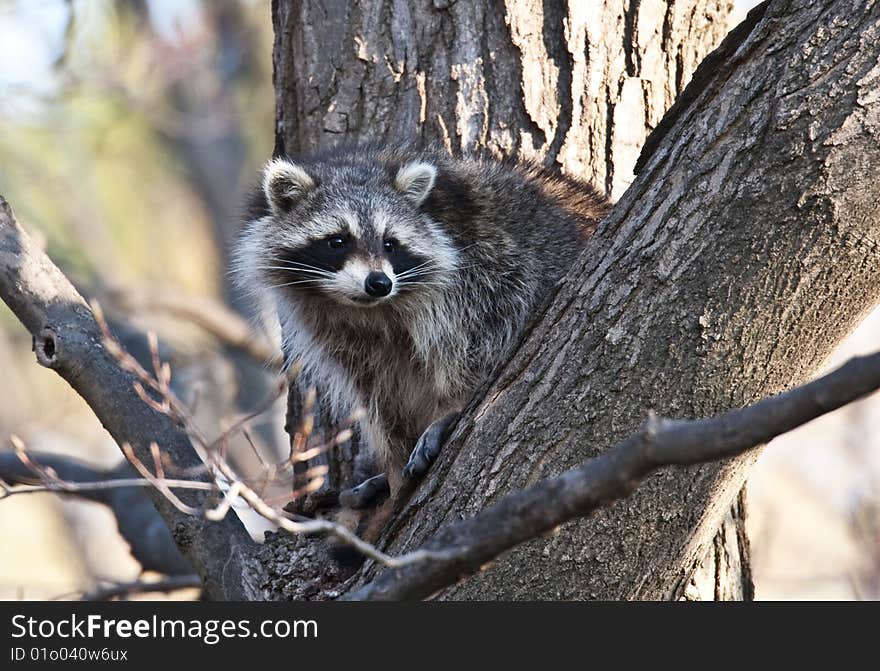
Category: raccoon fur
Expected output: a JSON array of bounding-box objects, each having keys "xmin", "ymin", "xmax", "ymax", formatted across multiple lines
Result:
[{"xmin": 234, "ymin": 144, "xmax": 608, "ymax": 496}]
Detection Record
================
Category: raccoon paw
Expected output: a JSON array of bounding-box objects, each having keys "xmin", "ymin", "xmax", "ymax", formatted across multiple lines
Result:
[
  {"xmin": 339, "ymin": 474, "xmax": 389, "ymax": 509},
  {"xmin": 403, "ymin": 411, "xmax": 460, "ymax": 483}
]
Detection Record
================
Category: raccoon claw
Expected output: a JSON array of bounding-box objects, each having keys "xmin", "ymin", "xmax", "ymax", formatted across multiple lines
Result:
[
  {"xmin": 403, "ymin": 412, "xmax": 459, "ymax": 483},
  {"xmin": 339, "ymin": 474, "xmax": 389, "ymax": 509}
]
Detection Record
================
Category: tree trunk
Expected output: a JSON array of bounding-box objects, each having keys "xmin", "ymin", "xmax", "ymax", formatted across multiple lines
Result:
[
  {"xmin": 356, "ymin": 0, "xmax": 880, "ymax": 600},
  {"xmin": 270, "ymin": 0, "xmax": 763, "ymax": 599},
  {"xmin": 272, "ymin": 0, "xmax": 730, "ymax": 198}
]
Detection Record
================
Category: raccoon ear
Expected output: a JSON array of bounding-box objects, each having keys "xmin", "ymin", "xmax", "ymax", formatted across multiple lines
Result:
[
  {"xmin": 263, "ymin": 158, "xmax": 316, "ymax": 214},
  {"xmin": 394, "ymin": 161, "xmax": 437, "ymax": 207}
]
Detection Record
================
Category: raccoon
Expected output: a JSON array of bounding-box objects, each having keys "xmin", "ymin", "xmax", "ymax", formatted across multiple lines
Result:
[{"xmin": 234, "ymin": 144, "xmax": 608, "ymax": 506}]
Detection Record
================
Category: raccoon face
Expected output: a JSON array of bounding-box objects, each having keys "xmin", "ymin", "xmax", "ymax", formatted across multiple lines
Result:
[{"xmin": 251, "ymin": 157, "xmax": 459, "ymax": 308}]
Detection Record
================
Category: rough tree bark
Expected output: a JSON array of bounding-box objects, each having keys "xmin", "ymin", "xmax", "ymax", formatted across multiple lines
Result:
[
  {"xmin": 272, "ymin": 0, "xmax": 731, "ymax": 198},
  {"xmin": 270, "ymin": 0, "xmax": 757, "ymax": 598},
  {"xmin": 362, "ymin": 0, "xmax": 879, "ymax": 600}
]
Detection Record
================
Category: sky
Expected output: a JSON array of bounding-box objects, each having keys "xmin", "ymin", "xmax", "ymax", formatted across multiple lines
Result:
[
  {"xmin": 0, "ymin": 0, "xmax": 206, "ymax": 117},
  {"xmin": 0, "ymin": 0, "xmax": 764, "ymax": 115}
]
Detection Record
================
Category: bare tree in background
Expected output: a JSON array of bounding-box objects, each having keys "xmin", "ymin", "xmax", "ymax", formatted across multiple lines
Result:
[{"xmin": 3, "ymin": 0, "xmax": 880, "ymax": 601}]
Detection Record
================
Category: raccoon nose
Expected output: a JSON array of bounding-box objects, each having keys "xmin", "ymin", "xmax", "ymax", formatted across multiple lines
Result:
[{"xmin": 364, "ymin": 272, "xmax": 393, "ymax": 297}]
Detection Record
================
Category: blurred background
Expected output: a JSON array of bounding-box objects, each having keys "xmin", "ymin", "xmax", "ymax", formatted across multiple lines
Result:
[{"xmin": 0, "ymin": 0, "xmax": 876, "ymax": 600}]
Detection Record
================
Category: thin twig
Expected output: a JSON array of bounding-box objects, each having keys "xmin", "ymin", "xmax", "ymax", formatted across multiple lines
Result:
[
  {"xmin": 0, "ymin": 476, "xmax": 216, "ymax": 500},
  {"xmin": 79, "ymin": 575, "xmax": 203, "ymax": 601},
  {"xmin": 107, "ymin": 288, "xmax": 282, "ymax": 370}
]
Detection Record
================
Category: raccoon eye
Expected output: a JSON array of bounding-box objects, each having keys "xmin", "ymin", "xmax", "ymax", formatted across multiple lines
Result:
[
  {"xmin": 327, "ymin": 236, "xmax": 347, "ymax": 250},
  {"xmin": 383, "ymin": 238, "xmax": 397, "ymax": 253}
]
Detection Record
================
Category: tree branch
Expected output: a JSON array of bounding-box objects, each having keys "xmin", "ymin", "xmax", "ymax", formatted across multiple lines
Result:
[
  {"xmin": 351, "ymin": 0, "xmax": 880, "ymax": 600},
  {"xmin": 0, "ymin": 197, "xmax": 262, "ymax": 599},
  {"xmin": 107, "ymin": 288, "xmax": 281, "ymax": 370},
  {"xmin": 79, "ymin": 575, "xmax": 203, "ymax": 602},
  {"xmin": 348, "ymin": 349, "xmax": 880, "ymax": 600}
]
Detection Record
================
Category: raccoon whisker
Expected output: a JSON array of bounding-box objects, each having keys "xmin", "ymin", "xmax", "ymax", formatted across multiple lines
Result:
[
  {"xmin": 258, "ymin": 265, "xmax": 336, "ymax": 277},
  {"xmin": 268, "ymin": 260, "xmax": 336, "ymax": 274},
  {"xmin": 395, "ymin": 262, "xmax": 445, "ymax": 279},
  {"xmin": 396, "ymin": 274, "xmax": 442, "ymax": 284},
  {"xmin": 270, "ymin": 275, "xmax": 328, "ymax": 283},
  {"xmin": 395, "ymin": 271, "xmax": 434, "ymax": 281},
  {"xmin": 264, "ymin": 268, "xmax": 337, "ymax": 279},
  {"xmin": 397, "ymin": 258, "xmax": 441, "ymax": 272},
  {"xmin": 396, "ymin": 260, "xmax": 441, "ymax": 271},
  {"xmin": 397, "ymin": 261, "xmax": 477, "ymax": 279},
  {"xmin": 265, "ymin": 279, "xmax": 330, "ymax": 290},
  {"xmin": 268, "ymin": 256, "xmax": 328, "ymax": 266},
  {"xmin": 395, "ymin": 267, "xmax": 455, "ymax": 281},
  {"xmin": 269, "ymin": 258, "xmax": 326, "ymax": 267},
  {"xmin": 265, "ymin": 283, "xmax": 325, "ymax": 291},
  {"xmin": 395, "ymin": 268, "xmax": 436, "ymax": 280},
  {"xmin": 397, "ymin": 281, "xmax": 445, "ymax": 289}
]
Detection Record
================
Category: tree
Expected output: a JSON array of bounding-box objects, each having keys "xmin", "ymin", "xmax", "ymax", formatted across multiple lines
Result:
[
  {"xmin": 2, "ymin": 0, "xmax": 879, "ymax": 601},
  {"xmin": 270, "ymin": 0, "xmax": 743, "ymax": 599}
]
